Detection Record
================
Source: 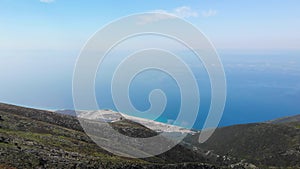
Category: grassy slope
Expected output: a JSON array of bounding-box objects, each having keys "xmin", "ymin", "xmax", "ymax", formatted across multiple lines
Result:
[
  {"xmin": 195, "ymin": 122, "xmax": 300, "ymax": 168},
  {"xmin": 0, "ymin": 110, "xmax": 146, "ymax": 168},
  {"xmin": 1, "ymin": 102, "xmax": 299, "ymax": 169},
  {"xmin": 0, "ymin": 103, "xmax": 216, "ymax": 169}
]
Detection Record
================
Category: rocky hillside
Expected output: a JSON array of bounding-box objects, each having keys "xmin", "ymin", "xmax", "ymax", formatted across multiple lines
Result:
[
  {"xmin": 186, "ymin": 118, "xmax": 300, "ymax": 168},
  {"xmin": 1, "ymin": 103, "xmax": 299, "ymax": 169},
  {"xmin": 0, "ymin": 103, "xmax": 223, "ymax": 169}
]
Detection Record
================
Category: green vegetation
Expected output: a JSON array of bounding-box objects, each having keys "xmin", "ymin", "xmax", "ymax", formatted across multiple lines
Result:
[
  {"xmin": 193, "ymin": 123, "xmax": 300, "ymax": 168},
  {"xmin": 0, "ymin": 103, "xmax": 299, "ymax": 169},
  {"xmin": 0, "ymin": 103, "xmax": 217, "ymax": 169}
]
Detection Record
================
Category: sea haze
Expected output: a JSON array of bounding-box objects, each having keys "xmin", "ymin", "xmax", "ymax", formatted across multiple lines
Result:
[{"xmin": 0, "ymin": 50, "xmax": 300, "ymax": 129}]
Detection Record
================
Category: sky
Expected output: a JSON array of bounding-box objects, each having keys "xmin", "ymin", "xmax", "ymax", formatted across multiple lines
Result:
[
  {"xmin": 0, "ymin": 1, "xmax": 300, "ymax": 127},
  {"xmin": 0, "ymin": 0, "xmax": 300, "ymax": 52}
]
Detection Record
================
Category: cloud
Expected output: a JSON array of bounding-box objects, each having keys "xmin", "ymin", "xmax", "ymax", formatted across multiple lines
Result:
[
  {"xmin": 174, "ymin": 6, "xmax": 198, "ymax": 18},
  {"xmin": 137, "ymin": 6, "xmax": 198, "ymax": 25},
  {"xmin": 137, "ymin": 11, "xmax": 176, "ymax": 25},
  {"xmin": 202, "ymin": 9, "xmax": 217, "ymax": 17},
  {"xmin": 40, "ymin": 0, "xmax": 55, "ymax": 3}
]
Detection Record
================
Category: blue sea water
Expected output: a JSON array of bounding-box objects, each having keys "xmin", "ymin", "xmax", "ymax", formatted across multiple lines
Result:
[
  {"xmin": 94, "ymin": 50, "xmax": 300, "ymax": 129},
  {"xmin": 0, "ymin": 50, "xmax": 300, "ymax": 129}
]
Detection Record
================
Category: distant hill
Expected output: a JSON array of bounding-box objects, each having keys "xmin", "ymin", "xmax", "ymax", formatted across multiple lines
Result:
[
  {"xmin": 267, "ymin": 114, "xmax": 300, "ymax": 124},
  {"xmin": 189, "ymin": 115, "xmax": 300, "ymax": 168},
  {"xmin": 1, "ymin": 103, "xmax": 300, "ymax": 168}
]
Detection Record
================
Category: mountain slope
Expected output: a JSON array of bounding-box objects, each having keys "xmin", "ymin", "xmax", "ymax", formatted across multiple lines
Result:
[
  {"xmin": 191, "ymin": 120, "xmax": 300, "ymax": 168},
  {"xmin": 0, "ymin": 103, "xmax": 220, "ymax": 169},
  {"xmin": 1, "ymin": 103, "xmax": 299, "ymax": 168}
]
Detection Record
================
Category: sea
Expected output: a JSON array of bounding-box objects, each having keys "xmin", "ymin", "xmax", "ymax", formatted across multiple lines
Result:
[{"xmin": 1, "ymin": 50, "xmax": 300, "ymax": 130}]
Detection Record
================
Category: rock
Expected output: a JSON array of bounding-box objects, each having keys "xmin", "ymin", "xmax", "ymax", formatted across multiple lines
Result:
[
  {"xmin": 39, "ymin": 158, "xmax": 47, "ymax": 166},
  {"xmin": 0, "ymin": 136, "xmax": 9, "ymax": 143}
]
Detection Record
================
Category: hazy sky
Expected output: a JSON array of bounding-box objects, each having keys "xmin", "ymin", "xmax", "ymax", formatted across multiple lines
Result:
[{"xmin": 1, "ymin": 0, "xmax": 300, "ymax": 51}]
